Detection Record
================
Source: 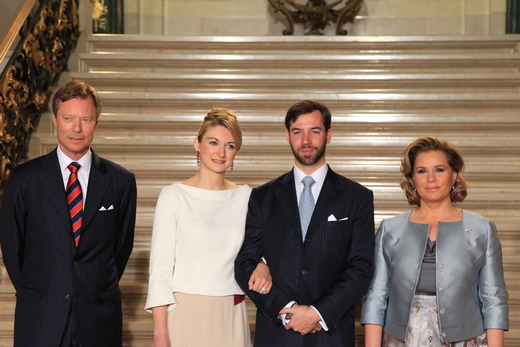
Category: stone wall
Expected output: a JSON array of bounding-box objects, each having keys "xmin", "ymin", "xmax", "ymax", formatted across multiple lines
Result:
[{"xmin": 116, "ymin": 0, "xmax": 507, "ymax": 36}]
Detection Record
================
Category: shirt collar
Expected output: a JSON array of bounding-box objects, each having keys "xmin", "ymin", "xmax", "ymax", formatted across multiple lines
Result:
[
  {"xmin": 57, "ymin": 145, "xmax": 92, "ymax": 174},
  {"xmin": 293, "ymin": 162, "xmax": 328, "ymax": 188}
]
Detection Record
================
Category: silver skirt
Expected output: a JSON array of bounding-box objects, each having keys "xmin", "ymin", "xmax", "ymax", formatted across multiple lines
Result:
[{"xmin": 383, "ymin": 295, "xmax": 487, "ymax": 347}]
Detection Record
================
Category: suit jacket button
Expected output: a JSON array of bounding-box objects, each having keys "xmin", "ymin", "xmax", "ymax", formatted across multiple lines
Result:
[
  {"xmin": 65, "ymin": 294, "xmax": 71, "ymax": 299},
  {"xmin": 73, "ymin": 262, "xmax": 78, "ymax": 267},
  {"xmin": 301, "ymin": 270, "xmax": 307, "ymax": 275}
]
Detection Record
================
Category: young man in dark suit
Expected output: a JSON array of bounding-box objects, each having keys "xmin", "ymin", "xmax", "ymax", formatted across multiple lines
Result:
[
  {"xmin": 235, "ymin": 100, "xmax": 375, "ymax": 347},
  {"xmin": 0, "ymin": 80, "xmax": 137, "ymax": 347}
]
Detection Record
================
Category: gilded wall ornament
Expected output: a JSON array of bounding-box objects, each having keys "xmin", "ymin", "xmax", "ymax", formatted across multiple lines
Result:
[
  {"xmin": 268, "ymin": 0, "xmax": 363, "ymax": 35},
  {"xmin": 0, "ymin": 0, "xmax": 80, "ymax": 199}
]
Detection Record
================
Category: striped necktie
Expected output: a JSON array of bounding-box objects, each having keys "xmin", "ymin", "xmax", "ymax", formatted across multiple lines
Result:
[{"xmin": 66, "ymin": 162, "xmax": 83, "ymax": 247}]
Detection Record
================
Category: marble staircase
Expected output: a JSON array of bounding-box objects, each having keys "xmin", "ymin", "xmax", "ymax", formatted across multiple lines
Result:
[{"xmin": 4, "ymin": 35, "xmax": 519, "ymax": 346}]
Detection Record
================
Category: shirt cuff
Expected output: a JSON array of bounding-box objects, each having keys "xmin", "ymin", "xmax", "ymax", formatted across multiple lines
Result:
[{"xmin": 310, "ymin": 305, "xmax": 329, "ymax": 331}]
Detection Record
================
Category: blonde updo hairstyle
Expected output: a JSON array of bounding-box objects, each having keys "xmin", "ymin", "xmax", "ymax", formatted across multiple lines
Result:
[
  {"xmin": 400, "ymin": 136, "xmax": 468, "ymax": 206},
  {"xmin": 197, "ymin": 108, "xmax": 242, "ymax": 151}
]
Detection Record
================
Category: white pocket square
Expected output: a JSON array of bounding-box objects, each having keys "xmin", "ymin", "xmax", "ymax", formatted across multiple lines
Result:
[
  {"xmin": 99, "ymin": 206, "xmax": 106, "ymax": 211},
  {"xmin": 99, "ymin": 205, "xmax": 114, "ymax": 211},
  {"xmin": 327, "ymin": 214, "xmax": 337, "ymax": 221},
  {"xmin": 107, "ymin": 205, "xmax": 114, "ymax": 210},
  {"xmin": 338, "ymin": 217, "xmax": 349, "ymax": 221}
]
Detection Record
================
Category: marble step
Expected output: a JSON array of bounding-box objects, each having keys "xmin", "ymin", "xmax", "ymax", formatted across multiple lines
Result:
[
  {"xmin": 46, "ymin": 78, "xmax": 520, "ymax": 116},
  {"xmin": 71, "ymin": 72, "xmax": 520, "ymax": 94},
  {"xmin": 86, "ymin": 35, "xmax": 520, "ymax": 55},
  {"xmin": 78, "ymin": 52, "xmax": 520, "ymax": 74},
  {"xmin": 84, "ymin": 93, "xmax": 520, "ymax": 115}
]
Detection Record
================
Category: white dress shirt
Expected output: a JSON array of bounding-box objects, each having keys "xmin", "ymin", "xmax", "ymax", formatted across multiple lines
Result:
[{"xmin": 293, "ymin": 163, "xmax": 328, "ymax": 205}]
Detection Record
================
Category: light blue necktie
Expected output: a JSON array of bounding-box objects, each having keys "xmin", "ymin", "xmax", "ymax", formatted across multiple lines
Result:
[{"xmin": 299, "ymin": 176, "xmax": 316, "ymax": 242}]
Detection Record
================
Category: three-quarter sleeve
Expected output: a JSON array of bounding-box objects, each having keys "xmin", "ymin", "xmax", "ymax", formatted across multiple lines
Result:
[
  {"xmin": 361, "ymin": 220, "xmax": 390, "ymax": 326},
  {"xmin": 145, "ymin": 186, "xmax": 178, "ymax": 312},
  {"xmin": 479, "ymin": 220, "xmax": 509, "ymax": 330}
]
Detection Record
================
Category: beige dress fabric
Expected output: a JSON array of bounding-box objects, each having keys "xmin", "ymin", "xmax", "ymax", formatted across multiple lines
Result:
[{"xmin": 167, "ymin": 292, "xmax": 250, "ymax": 347}]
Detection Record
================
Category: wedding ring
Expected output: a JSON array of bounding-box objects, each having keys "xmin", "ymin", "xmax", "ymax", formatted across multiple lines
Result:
[{"xmin": 261, "ymin": 287, "xmax": 267, "ymax": 293}]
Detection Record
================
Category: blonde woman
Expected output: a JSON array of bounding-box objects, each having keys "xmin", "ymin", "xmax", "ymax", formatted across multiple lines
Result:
[{"xmin": 146, "ymin": 108, "xmax": 271, "ymax": 347}]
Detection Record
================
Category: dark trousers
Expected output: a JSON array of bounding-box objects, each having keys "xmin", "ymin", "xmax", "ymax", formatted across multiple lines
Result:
[{"xmin": 59, "ymin": 303, "xmax": 81, "ymax": 347}]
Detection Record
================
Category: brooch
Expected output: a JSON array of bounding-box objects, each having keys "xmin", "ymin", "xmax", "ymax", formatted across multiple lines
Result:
[{"xmin": 465, "ymin": 228, "xmax": 472, "ymax": 233}]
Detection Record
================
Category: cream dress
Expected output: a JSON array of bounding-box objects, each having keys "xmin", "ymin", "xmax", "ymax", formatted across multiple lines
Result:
[{"xmin": 145, "ymin": 183, "xmax": 252, "ymax": 347}]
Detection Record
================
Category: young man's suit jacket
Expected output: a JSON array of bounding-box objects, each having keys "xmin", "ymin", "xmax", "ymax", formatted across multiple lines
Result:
[
  {"xmin": 235, "ymin": 166, "xmax": 375, "ymax": 347},
  {"xmin": 0, "ymin": 148, "xmax": 136, "ymax": 347}
]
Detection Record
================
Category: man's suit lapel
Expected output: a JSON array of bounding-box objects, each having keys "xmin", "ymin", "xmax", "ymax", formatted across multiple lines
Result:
[
  {"xmin": 40, "ymin": 149, "xmax": 71, "ymax": 230},
  {"xmin": 274, "ymin": 171, "xmax": 303, "ymax": 240},
  {"xmin": 82, "ymin": 150, "xmax": 110, "ymax": 230},
  {"xmin": 306, "ymin": 167, "xmax": 343, "ymax": 238}
]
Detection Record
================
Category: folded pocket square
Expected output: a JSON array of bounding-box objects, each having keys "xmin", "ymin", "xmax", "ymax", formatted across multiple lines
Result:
[
  {"xmin": 99, "ymin": 206, "xmax": 106, "ymax": 211},
  {"xmin": 328, "ymin": 214, "xmax": 337, "ymax": 221},
  {"xmin": 338, "ymin": 217, "xmax": 349, "ymax": 221},
  {"xmin": 107, "ymin": 205, "xmax": 114, "ymax": 210}
]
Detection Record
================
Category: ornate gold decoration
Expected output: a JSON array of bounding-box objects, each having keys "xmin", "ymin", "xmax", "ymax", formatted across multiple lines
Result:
[
  {"xmin": 91, "ymin": 0, "xmax": 109, "ymax": 32},
  {"xmin": 268, "ymin": 0, "xmax": 363, "ymax": 35},
  {"xmin": 0, "ymin": 0, "xmax": 79, "ymax": 199}
]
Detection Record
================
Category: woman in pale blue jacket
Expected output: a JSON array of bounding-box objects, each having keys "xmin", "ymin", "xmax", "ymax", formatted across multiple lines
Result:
[{"xmin": 361, "ymin": 137, "xmax": 508, "ymax": 347}]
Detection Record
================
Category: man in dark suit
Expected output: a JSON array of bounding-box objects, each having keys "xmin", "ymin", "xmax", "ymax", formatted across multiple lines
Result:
[
  {"xmin": 235, "ymin": 100, "xmax": 375, "ymax": 346},
  {"xmin": 0, "ymin": 80, "xmax": 137, "ymax": 347}
]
